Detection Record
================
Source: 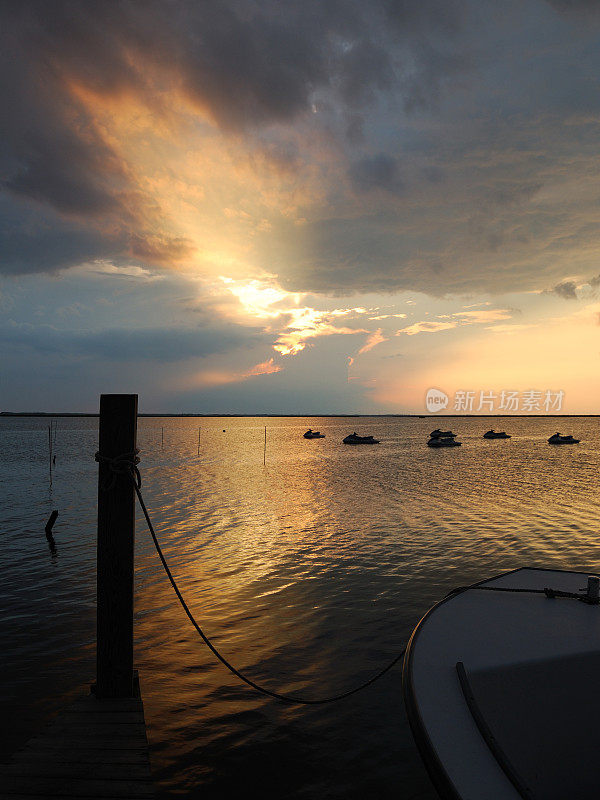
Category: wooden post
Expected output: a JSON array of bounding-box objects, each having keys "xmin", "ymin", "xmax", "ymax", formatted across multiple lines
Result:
[
  {"xmin": 45, "ymin": 510, "xmax": 59, "ymax": 534},
  {"xmin": 96, "ymin": 394, "xmax": 138, "ymax": 698},
  {"xmin": 263, "ymin": 426, "xmax": 266, "ymax": 465}
]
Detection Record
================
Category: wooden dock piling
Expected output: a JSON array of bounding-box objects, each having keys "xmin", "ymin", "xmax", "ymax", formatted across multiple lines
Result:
[{"xmin": 96, "ymin": 393, "xmax": 138, "ymax": 699}]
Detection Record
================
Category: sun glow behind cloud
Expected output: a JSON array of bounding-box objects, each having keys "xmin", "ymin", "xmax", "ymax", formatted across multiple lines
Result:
[{"xmin": 217, "ymin": 276, "xmax": 369, "ymax": 356}]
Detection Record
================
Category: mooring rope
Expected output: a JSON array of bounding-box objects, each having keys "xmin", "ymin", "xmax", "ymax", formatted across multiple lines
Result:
[
  {"xmin": 446, "ymin": 583, "xmax": 595, "ymax": 603},
  {"xmin": 95, "ymin": 450, "xmax": 406, "ymax": 705}
]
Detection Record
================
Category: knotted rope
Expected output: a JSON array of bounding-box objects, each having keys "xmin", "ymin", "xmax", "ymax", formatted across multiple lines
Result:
[{"xmin": 95, "ymin": 449, "xmax": 141, "ymax": 491}]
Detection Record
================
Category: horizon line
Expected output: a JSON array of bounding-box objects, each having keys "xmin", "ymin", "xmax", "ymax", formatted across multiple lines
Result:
[{"xmin": 1, "ymin": 412, "xmax": 598, "ymax": 418}]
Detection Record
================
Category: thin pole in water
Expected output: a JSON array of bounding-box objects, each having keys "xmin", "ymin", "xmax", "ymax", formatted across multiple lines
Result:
[
  {"xmin": 48, "ymin": 423, "xmax": 53, "ymax": 486},
  {"xmin": 161, "ymin": 426, "xmax": 164, "ymax": 449},
  {"xmin": 197, "ymin": 427, "xmax": 201, "ymax": 456},
  {"xmin": 263, "ymin": 426, "xmax": 266, "ymax": 465}
]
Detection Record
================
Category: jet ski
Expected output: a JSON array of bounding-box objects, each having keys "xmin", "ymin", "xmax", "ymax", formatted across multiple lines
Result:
[
  {"xmin": 303, "ymin": 429, "xmax": 325, "ymax": 439},
  {"xmin": 343, "ymin": 432, "xmax": 380, "ymax": 444},
  {"xmin": 548, "ymin": 433, "xmax": 580, "ymax": 445}
]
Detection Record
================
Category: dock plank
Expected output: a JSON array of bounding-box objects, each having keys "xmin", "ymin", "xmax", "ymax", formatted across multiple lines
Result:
[
  {"xmin": 0, "ymin": 776, "xmax": 154, "ymax": 798},
  {"xmin": 54, "ymin": 713, "xmax": 145, "ymax": 725},
  {"xmin": 45, "ymin": 722, "xmax": 148, "ymax": 738},
  {"xmin": 2, "ymin": 762, "xmax": 152, "ymax": 781},
  {"xmin": 10, "ymin": 750, "xmax": 150, "ymax": 766},
  {"xmin": 0, "ymin": 681, "xmax": 154, "ymax": 799}
]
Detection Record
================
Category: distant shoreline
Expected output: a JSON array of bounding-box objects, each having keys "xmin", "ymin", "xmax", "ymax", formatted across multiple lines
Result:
[{"xmin": 1, "ymin": 412, "xmax": 598, "ymax": 418}]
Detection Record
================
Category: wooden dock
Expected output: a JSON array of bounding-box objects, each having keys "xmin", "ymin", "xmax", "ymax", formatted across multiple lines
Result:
[
  {"xmin": 1, "ymin": 396, "xmax": 155, "ymax": 799},
  {"xmin": 0, "ymin": 677, "xmax": 153, "ymax": 799}
]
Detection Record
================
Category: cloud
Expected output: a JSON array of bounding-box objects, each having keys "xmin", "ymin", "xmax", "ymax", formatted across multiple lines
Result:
[
  {"xmin": 397, "ymin": 320, "xmax": 457, "ymax": 335},
  {"xmin": 545, "ymin": 1, "xmax": 600, "ymax": 13},
  {"xmin": 128, "ymin": 234, "xmax": 196, "ymax": 266},
  {"xmin": 215, "ymin": 276, "xmax": 371, "ymax": 355},
  {"xmin": 5, "ymin": 0, "xmax": 600, "ymax": 305},
  {"xmin": 243, "ymin": 358, "xmax": 282, "ymax": 377},
  {"xmin": 273, "ymin": 308, "xmax": 366, "ymax": 355},
  {"xmin": 397, "ymin": 307, "xmax": 513, "ymax": 335},
  {"xmin": 179, "ymin": 357, "xmax": 282, "ymax": 389},
  {"xmin": 357, "ymin": 328, "xmax": 387, "ymax": 354},
  {"xmin": 454, "ymin": 308, "xmax": 513, "ymax": 324},
  {"xmin": 0, "ymin": 0, "xmax": 471, "ymax": 279},
  {"xmin": 0, "ymin": 320, "xmax": 266, "ymax": 362},
  {"xmin": 368, "ymin": 312, "xmax": 407, "ymax": 320},
  {"xmin": 551, "ymin": 280, "xmax": 579, "ymax": 299},
  {"xmin": 348, "ymin": 154, "xmax": 403, "ymax": 196}
]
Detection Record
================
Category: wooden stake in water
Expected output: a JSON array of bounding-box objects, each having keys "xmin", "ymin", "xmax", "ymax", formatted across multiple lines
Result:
[
  {"xmin": 197, "ymin": 427, "xmax": 201, "ymax": 456},
  {"xmin": 48, "ymin": 424, "xmax": 52, "ymax": 486},
  {"xmin": 161, "ymin": 426, "xmax": 164, "ymax": 449},
  {"xmin": 264, "ymin": 426, "xmax": 267, "ymax": 465}
]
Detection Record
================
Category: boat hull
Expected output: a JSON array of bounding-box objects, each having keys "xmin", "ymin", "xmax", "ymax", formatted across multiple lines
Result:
[{"xmin": 403, "ymin": 567, "xmax": 600, "ymax": 800}]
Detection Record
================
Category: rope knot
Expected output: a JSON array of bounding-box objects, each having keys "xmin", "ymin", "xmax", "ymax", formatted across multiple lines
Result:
[{"xmin": 95, "ymin": 449, "xmax": 141, "ymax": 490}]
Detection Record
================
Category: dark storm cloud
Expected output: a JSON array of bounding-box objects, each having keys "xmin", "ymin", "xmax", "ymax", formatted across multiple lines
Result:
[
  {"xmin": 551, "ymin": 281, "xmax": 579, "ymax": 299},
  {"xmin": 0, "ymin": 320, "xmax": 267, "ymax": 362},
  {"xmin": 128, "ymin": 234, "xmax": 196, "ymax": 266},
  {"xmin": 545, "ymin": 0, "xmax": 600, "ymax": 11},
  {"xmin": 0, "ymin": 11, "xmax": 128, "ymax": 216},
  {"xmin": 0, "ymin": 198, "xmax": 124, "ymax": 275},
  {"xmin": 0, "ymin": 0, "xmax": 468, "ymax": 274},
  {"xmin": 5, "ymin": 0, "xmax": 600, "ymax": 298},
  {"xmin": 349, "ymin": 154, "xmax": 404, "ymax": 196}
]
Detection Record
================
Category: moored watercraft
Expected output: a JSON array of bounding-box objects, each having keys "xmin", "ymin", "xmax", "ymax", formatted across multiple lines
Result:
[
  {"xmin": 428, "ymin": 429, "xmax": 460, "ymax": 447},
  {"xmin": 403, "ymin": 567, "xmax": 600, "ymax": 800},
  {"xmin": 430, "ymin": 429, "xmax": 456, "ymax": 439},
  {"xmin": 483, "ymin": 430, "xmax": 511, "ymax": 439},
  {"xmin": 548, "ymin": 433, "xmax": 580, "ymax": 444},
  {"xmin": 427, "ymin": 436, "xmax": 461, "ymax": 447},
  {"xmin": 343, "ymin": 432, "xmax": 380, "ymax": 444},
  {"xmin": 303, "ymin": 429, "xmax": 325, "ymax": 439}
]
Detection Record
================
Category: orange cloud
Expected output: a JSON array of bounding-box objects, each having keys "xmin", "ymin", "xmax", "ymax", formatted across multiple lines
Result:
[
  {"xmin": 358, "ymin": 328, "xmax": 387, "ymax": 354},
  {"xmin": 243, "ymin": 358, "xmax": 281, "ymax": 377},
  {"xmin": 397, "ymin": 320, "xmax": 457, "ymax": 335},
  {"xmin": 180, "ymin": 357, "xmax": 282, "ymax": 389}
]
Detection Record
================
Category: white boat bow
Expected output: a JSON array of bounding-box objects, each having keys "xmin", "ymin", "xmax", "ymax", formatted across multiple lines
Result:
[{"xmin": 403, "ymin": 567, "xmax": 600, "ymax": 800}]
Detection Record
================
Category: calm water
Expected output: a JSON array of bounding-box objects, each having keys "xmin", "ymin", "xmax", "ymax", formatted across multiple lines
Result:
[{"xmin": 2, "ymin": 416, "xmax": 599, "ymax": 798}]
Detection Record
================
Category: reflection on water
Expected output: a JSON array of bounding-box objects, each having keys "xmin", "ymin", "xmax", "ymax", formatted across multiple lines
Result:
[{"xmin": 2, "ymin": 416, "xmax": 599, "ymax": 798}]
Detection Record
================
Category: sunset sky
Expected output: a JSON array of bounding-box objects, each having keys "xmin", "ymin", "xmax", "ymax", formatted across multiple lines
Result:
[{"xmin": 2, "ymin": 0, "xmax": 600, "ymax": 413}]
